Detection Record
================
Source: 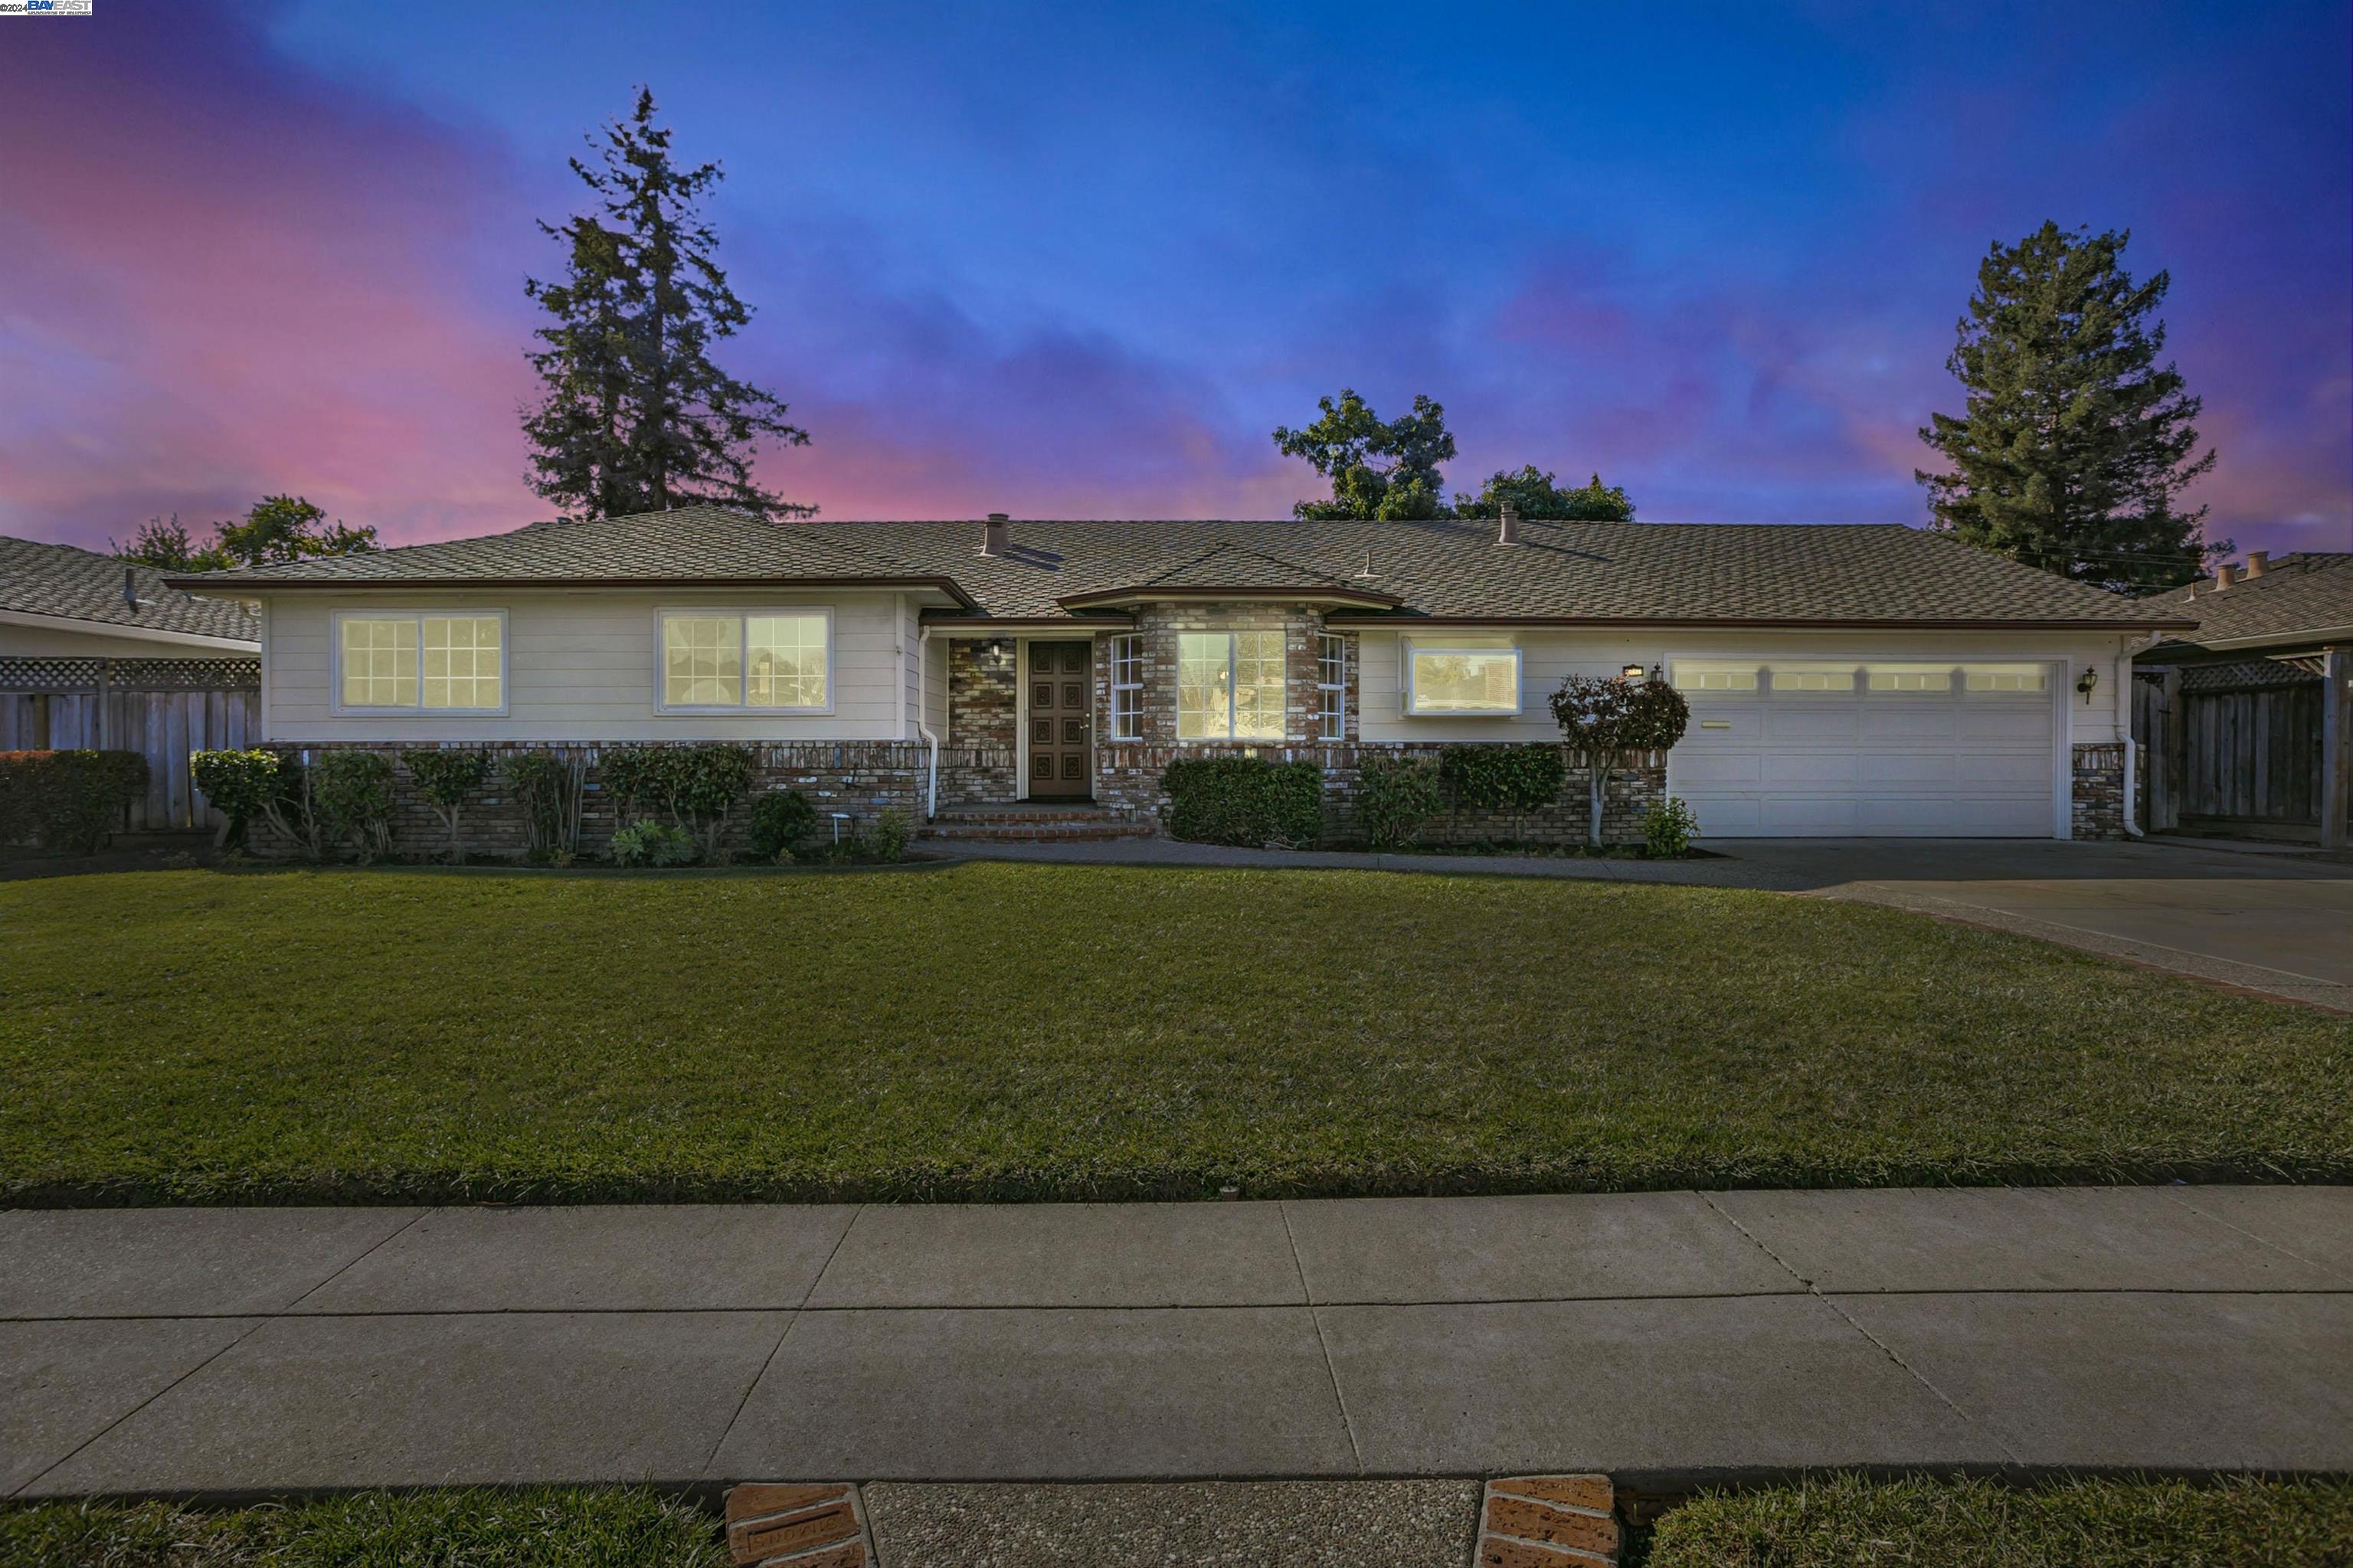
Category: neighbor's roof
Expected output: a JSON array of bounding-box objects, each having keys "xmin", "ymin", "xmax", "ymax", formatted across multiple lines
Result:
[
  {"xmin": 2, "ymin": 535, "xmax": 260, "ymax": 644},
  {"xmin": 2139, "ymin": 553, "xmax": 2353, "ymax": 650},
  {"xmin": 170, "ymin": 507, "xmax": 2192, "ymax": 630}
]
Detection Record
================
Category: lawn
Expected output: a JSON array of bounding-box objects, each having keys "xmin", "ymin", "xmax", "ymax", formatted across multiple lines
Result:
[
  {"xmin": 2, "ymin": 862, "xmax": 2347, "ymax": 1203},
  {"xmin": 0, "ymin": 1488, "xmax": 723, "ymax": 1568},
  {"xmin": 1637, "ymin": 1473, "xmax": 2353, "ymax": 1567}
]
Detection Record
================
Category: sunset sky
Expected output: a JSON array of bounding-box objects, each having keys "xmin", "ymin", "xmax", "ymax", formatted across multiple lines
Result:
[{"xmin": 2, "ymin": 0, "xmax": 2345, "ymax": 557}]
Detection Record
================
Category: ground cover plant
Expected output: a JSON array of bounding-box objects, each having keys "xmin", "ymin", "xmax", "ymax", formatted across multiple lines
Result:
[
  {"xmin": 1637, "ymin": 1472, "xmax": 2353, "ymax": 1568},
  {"xmin": 0, "ymin": 1487, "xmax": 723, "ymax": 1568},
  {"xmin": 2, "ymin": 862, "xmax": 2347, "ymax": 1203}
]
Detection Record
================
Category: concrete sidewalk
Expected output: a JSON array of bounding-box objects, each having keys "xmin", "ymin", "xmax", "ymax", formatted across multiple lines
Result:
[{"xmin": 5, "ymin": 1187, "xmax": 2349, "ymax": 1498}]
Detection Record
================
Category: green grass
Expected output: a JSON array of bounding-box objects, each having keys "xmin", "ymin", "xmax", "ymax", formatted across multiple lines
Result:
[
  {"xmin": 0, "ymin": 1488, "xmax": 723, "ymax": 1568},
  {"xmin": 2, "ymin": 863, "xmax": 2347, "ymax": 1203},
  {"xmin": 1638, "ymin": 1474, "xmax": 2353, "ymax": 1567}
]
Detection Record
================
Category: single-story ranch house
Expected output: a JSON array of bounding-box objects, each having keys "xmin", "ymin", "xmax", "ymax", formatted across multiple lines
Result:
[{"xmin": 172, "ymin": 506, "xmax": 2194, "ymax": 848}]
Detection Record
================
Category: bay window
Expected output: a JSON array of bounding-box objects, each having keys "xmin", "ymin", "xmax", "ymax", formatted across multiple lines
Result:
[
  {"xmin": 336, "ymin": 611, "xmax": 506, "ymax": 712},
  {"xmin": 1404, "ymin": 645, "xmax": 1520, "ymax": 715},
  {"xmin": 659, "ymin": 609, "xmax": 830, "ymax": 711},
  {"xmin": 1177, "ymin": 630, "xmax": 1284, "ymax": 740}
]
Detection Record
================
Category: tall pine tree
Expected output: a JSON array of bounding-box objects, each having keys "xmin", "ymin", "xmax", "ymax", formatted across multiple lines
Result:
[
  {"xmin": 523, "ymin": 88, "xmax": 812, "ymax": 521},
  {"xmin": 1917, "ymin": 222, "xmax": 2223, "ymax": 592}
]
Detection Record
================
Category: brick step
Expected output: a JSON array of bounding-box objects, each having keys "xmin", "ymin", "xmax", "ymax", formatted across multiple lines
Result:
[{"xmin": 921, "ymin": 820, "xmax": 1154, "ymax": 841}]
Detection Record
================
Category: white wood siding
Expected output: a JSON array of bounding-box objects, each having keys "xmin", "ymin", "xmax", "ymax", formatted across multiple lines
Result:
[
  {"xmin": 1354, "ymin": 629, "xmax": 2134, "ymax": 745},
  {"xmin": 260, "ymin": 589, "xmax": 908, "ymax": 742}
]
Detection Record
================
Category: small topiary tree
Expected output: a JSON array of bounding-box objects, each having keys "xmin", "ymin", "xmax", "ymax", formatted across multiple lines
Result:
[
  {"xmin": 599, "ymin": 743, "xmax": 756, "ymax": 859},
  {"xmin": 1549, "ymin": 673, "xmax": 1690, "ymax": 846},
  {"xmin": 191, "ymin": 748, "xmax": 285, "ymax": 849},
  {"xmin": 399, "ymin": 749, "xmax": 493, "ymax": 865},
  {"xmin": 313, "ymin": 751, "xmax": 397, "ymax": 862}
]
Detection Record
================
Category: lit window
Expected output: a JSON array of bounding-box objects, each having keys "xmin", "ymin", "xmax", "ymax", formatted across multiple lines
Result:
[
  {"xmin": 1769, "ymin": 666, "xmax": 1857, "ymax": 692},
  {"xmin": 1317, "ymin": 633, "xmax": 1347, "ymax": 740},
  {"xmin": 660, "ymin": 611, "xmax": 830, "ymax": 710},
  {"xmin": 1405, "ymin": 647, "xmax": 1520, "ymax": 715},
  {"xmin": 1177, "ymin": 631, "xmax": 1285, "ymax": 740},
  {"xmin": 1671, "ymin": 663, "xmax": 1759, "ymax": 692},
  {"xmin": 1108, "ymin": 633, "xmax": 1144, "ymax": 741},
  {"xmin": 1964, "ymin": 665, "xmax": 2048, "ymax": 692},
  {"xmin": 1867, "ymin": 666, "xmax": 1954, "ymax": 692},
  {"xmin": 339, "ymin": 612, "xmax": 501, "ymax": 711}
]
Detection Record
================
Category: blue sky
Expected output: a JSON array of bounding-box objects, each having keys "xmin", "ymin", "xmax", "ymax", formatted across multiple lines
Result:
[{"xmin": 3, "ymin": 0, "xmax": 2345, "ymax": 552}]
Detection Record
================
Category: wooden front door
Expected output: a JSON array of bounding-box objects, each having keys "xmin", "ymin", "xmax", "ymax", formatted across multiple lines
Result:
[{"xmin": 1027, "ymin": 640, "xmax": 1093, "ymax": 798}]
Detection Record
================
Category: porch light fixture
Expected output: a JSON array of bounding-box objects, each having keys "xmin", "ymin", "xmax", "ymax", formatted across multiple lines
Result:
[{"xmin": 2075, "ymin": 666, "xmax": 2099, "ymax": 703}]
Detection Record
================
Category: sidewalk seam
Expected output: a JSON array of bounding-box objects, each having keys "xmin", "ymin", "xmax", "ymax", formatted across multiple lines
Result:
[
  {"xmin": 7, "ymin": 1204, "xmax": 436, "ymax": 1499},
  {"xmin": 1697, "ymin": 1190, "xmax": 2021, "ymax": 1466},
  {"xmin": 2159, "ymin": 1189, "xmax": 2353, "ymax": 1287},
  {"xmin": 1280, "ymin": 1200, "xmax": 1364, "ymax": 1475},
  {"xmin": 699, "ymin": 1203, "xmax": 866, "ymax": 1476}
]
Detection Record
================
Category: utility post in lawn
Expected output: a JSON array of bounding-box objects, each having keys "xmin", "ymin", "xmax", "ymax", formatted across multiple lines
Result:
[{"xmin": 1550, "ymin": 668, "xmax": 1690, "ymax": 846}]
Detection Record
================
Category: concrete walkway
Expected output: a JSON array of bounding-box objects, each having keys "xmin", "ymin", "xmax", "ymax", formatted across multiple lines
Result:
[
  {"xmin": 5, "ymin": 1187, "xmax": 2350, "ymax": 1497},
  {"xmin": 961, "ymin": 836, "xmax": 2353, "ymax": 1007}
]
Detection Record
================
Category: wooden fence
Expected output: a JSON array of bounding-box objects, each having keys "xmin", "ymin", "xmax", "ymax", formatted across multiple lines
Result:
[
  {"xmin": 0, "ymin": 657, "xmax": 261, "ymax": 833},
  {"xmin": 2134, "ymin": 657, "xmax": 2337, "ymax": 836}
]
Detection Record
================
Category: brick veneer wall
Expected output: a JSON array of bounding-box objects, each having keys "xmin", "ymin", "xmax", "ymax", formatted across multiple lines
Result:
[
  {"xmin": 942, "ymin": 639, "xmax": 1020, "ymax": 807},
  {"xmin": 2071, "ymin": 741, "xmax": 2128, "ymax": 840},
  {"xmin": 244, "ymin": 739, "xmax": 950, "ymax": 861}
]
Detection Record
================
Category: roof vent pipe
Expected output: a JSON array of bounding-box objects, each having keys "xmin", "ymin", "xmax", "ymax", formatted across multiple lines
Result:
[
  {"xmin": 2245, "ymin": 551, "xmax": 2268, "ymax": 578},
  {"xmin": 1497, "ymin": 500, "xmax": 1520, "ymax": 546},
  {"xmin": 981, "ymin": 513, "xmax": 1009, "ymax": 557},
  {"xmin": 2214, "ymin": 562, "xmax": 2236, "ymax": 590},
  {"xmin": 123, "ymin": 567, "xmax": 139, "ymax": 611}
]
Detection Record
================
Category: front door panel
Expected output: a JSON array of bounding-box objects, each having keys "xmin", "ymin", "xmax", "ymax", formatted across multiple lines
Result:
[{"xmin": 1028, "ymin": 641, "xmax": 1092, "ymax": 798}]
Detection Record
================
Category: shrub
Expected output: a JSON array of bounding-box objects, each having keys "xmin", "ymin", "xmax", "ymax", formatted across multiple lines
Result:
[
  {"xmin": 1644, "ymin": 796, "xmax": 1701, "ymax": 859},
  {"xmin": 1356, "ymin": 753, "xmax": 1443, "ymax": 849},
  {"xmin": 871, "ymin": 807, "xmax": 911, "ymax": 861},
  {"xmin": 509, "ymin": 751, "xmax": 587, "ymax": 861},
  {"xmin": 1437, "ymin": 743, "xmax": 1566, "ymax": 810},
  {"xmin": 1162, "ymin": 756, "xmax": 1323, "ymax": 848},
  {"xmin": 609, "ymin": 818, "xmax": 698, "ymax": 868},
  {"xmin": 0, "ymin": 750, "xmax": 149, "ymax": 853},
  {"xmin": 313, "ymin": 751, "xmax": 396, "ymax": 861},
  {"xmin": 399, "ymin": 749, "xmax": 493, "ymax": 864},
  {"xmin": 600, "ymin": 743, "xmax": 756, "ymax": 859},
  {"xmin": 190, "ymin": 748, "xmax": 286, "ymax": 849},
  {"xmin": 747, "ymin": 788, "xmax": 818, "ymax": 860}
]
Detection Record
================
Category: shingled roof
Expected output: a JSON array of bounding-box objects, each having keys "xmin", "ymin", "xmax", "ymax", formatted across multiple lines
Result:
[
  {"xmin": 170, "ymin": 507, "xmax": 2191, "ymax": 630},
  {"xmin": 2, "ymin": 535, "xmax": 260, "ymax": 644},
  {"xmin": 2139, "ymin": 553, "xmax": 2353, "ymax": 650}
]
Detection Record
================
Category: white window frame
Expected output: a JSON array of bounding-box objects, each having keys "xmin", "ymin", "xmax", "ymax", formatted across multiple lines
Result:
[
  {"xmin": 1108, "ymin": 633, "xmax": 1144, "ymax": 741},
  {"xmin": 1316, "ymin": 633, "xmax": 1348, "ymax": 740},
  {"xmin": 330, "ymin": 608, "xmax": 510, "ymax": 716},
  {"xmin": 1176, "ymin": 630, "xmax": 1286, "ymax": 741},
  {"xmin": 1402, "ymin": 643, "xmax": 1523, "ymax": 717},
  {"xmin": 653, "ymin": 605, "xmax": 835, "ymax": 715}
]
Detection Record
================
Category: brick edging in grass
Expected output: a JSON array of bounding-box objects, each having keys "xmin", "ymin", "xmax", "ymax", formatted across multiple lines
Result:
[
  {"xmin": 725, "ymin": 1482, "xmax": 875, "ymax": 1568},
  {"xmin": 1476, "ymin": 1475, "xmax": 1620, "ymax": 1566}
]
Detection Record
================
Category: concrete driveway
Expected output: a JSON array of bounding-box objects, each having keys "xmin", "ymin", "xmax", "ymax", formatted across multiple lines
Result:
[{"xmin": 1730, "ymin": 837, "xmax": 2353, "ymax": 1011}]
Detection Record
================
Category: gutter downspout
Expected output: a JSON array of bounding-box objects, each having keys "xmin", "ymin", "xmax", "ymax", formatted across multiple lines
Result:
[
  {"xmin": 915, "ymin": 624, "xmax": 941, "ymax": 820},
  {"xmin": 2116, "ymin": 643, "xmax": 2143, "ymax": 837}
]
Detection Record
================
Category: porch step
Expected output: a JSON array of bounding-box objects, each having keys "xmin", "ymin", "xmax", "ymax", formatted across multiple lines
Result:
[{"xmin": 921, "ymin": 807, "xmax": 1154, "ymax": 842}]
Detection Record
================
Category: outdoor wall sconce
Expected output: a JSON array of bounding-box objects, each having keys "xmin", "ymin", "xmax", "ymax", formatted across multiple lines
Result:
[
  {"xmin": 1622, "ymin": 663, "xmax": 1646, "ymax": 683},
  {"xmin": 2075, "ymin": 666, "xmax": 2099, "ymax": 703}
]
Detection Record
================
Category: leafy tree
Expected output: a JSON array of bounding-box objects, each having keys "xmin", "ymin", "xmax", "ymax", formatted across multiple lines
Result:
[
  {"xmin": 1917, "ymin": 222, "xmax": 2224, "ymax": 592},
  {"xmin": 524, "ymin": 87, "xmax": 812, "ymax": 522},
  {"xmin": 1454, "ymin": 466, "xmax": 1636, "ymax": 522},
  {"xmin": 1550, "ymin": 673, "xmax": 1689, "ymax": 846},
  {"xmin": 1273, "ymin": 389, "xmax": 1455, "ymax": 520},
  {"xmin": 113, "ymin": 497, "xmax": 375, "ymax": 572}
]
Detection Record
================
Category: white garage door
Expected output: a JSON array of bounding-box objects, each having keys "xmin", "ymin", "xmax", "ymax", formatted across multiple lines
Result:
[{"xmin": 1667, "ymin": 660, "xmax": 2059, "ymax": 838}]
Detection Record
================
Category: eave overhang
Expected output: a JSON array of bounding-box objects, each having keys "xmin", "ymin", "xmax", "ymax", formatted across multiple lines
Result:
[
  {"xmin": 165, "ymin": 574, "xmax": 983, "ymax": 614},
  {"xmin": 1320, "ymin": 614, "xmax": 2202, "ymax": 633}
]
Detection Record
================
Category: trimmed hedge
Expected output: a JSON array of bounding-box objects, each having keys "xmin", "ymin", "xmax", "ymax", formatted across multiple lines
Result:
[
  {"xmin": 1438, "ymin": 742, "xmax": 1565, "ymax": 810},
  {"xmin": 1163, "ymin": 756, "xmax": 1323, "ymax": 847},
  {"xmin": 0, "ymin": 750, "xmax": 149, "ymax": 853},
  {"xmin": 1356, "ymin": 753, "xmax": 1442, "ymax": 849}
]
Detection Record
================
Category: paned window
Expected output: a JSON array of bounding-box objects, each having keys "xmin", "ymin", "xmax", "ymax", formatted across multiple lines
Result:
[
  {"xmin": 660, "ymin": 611, "xmax": 830, "ymax": 709},
  {"xmin": 1108, "ymin": 633, "xmax": 1144, "ymax": 741},
  {"xmin": 1316, "ymin": 633, "xmax": 1347, "ymax": 740},
  {"xmin": 1176, "ymin": 631, "xmax": 1285, "ymax": 740},
  {"xmin": 338, "ymin": 612, "xmax": 502, "ymax": 710}
]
